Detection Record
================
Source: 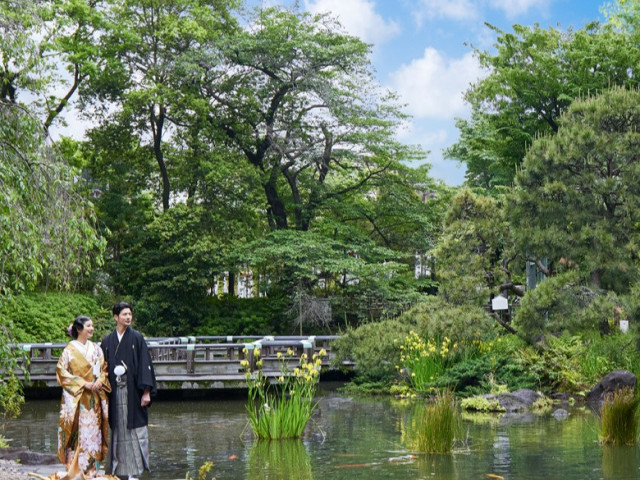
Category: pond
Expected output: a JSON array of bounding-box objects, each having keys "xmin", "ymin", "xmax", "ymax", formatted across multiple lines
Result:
[{"xmin": 4, "ymin": 387, "xmax": 639, "ymax": 480}]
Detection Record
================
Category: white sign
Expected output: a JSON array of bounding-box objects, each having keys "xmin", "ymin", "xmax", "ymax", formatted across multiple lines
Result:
[
  {"xmin": 620, "ymin": 320, "xmax": 629, "ymax": 333},
  {"xmin": 492, "ymin": 296, "xmax": 509, "ymax": 311}
]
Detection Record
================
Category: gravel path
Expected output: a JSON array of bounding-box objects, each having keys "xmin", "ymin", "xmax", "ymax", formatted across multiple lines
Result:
[
  {"xmin": 0, "ymin": 459, "xmax": 32, "ymax": 479},
  {"xmin": 0, "ymin": 458, "xmax": 61, "ymax": 480}
]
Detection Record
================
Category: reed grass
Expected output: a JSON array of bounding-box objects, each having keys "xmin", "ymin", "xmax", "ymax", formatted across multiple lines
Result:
[
  {"xmin": 412, "ymin": 390, "xmax": 461, "ymax": 453},
  {"xmin": 599, "ymin": 387, "xmax": 640, "ymax": 446}
]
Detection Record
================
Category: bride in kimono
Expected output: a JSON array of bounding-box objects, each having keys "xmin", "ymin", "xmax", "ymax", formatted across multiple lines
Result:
[{"xmin": 31, "ymin": 316, "xmax": 119, "ymax": 480}]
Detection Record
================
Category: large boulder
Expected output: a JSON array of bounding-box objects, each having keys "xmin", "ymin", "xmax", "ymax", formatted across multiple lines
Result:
[{"xmin": 586, "ymin": 369, "xmax": 637, "ymax": 404}]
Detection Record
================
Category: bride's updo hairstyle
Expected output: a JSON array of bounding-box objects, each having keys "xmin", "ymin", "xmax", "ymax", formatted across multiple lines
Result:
[{"xmin": 69, "ymin": 316, "xmax": 91, "ymax": 339}]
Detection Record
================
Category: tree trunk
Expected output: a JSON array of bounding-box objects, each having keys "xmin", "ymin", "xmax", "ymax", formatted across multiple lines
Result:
[
  {"xmin": 151, "ymin": 105, "xmax": 170, "ymax": 211},
  {"xmin": 263, "ymin": 172, "xmax": 288, "ymax": 230}
]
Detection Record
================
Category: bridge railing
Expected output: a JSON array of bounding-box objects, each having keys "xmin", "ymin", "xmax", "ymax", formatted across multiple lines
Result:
[{"xmin": 11, "ymin": 335, "xmax": 343, "ymax": 387}]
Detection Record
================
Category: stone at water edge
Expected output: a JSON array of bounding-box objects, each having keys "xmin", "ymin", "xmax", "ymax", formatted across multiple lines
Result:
[{"xmin": 585, "ymin": 370, "xmax": 637, "ymax": 404}]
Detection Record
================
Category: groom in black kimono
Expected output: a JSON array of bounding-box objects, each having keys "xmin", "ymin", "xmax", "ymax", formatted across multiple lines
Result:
[{"xmin": 101, "ymin": 302, "xmax": 157, "ymax": 480}]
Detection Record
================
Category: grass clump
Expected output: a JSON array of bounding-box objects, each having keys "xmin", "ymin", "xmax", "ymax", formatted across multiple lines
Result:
[
  {"xmin": 244, "ymin": 348, "xmax": 325, "ymax": 439},
  {"xmin": 599, "ymin": 388, "xmax": 640, "ymax": 446},
  {"xmin": 412, "ymin": 390, "xmax": 461, "ymax": 453}
]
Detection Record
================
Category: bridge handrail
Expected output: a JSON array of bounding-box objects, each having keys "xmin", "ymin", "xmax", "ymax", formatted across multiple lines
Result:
[{"xmin": 11, "ymin": 336, "xmax": 340, "ymax": 369}]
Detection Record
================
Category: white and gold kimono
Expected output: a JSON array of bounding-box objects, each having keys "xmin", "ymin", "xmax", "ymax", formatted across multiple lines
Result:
[{"xmin": 32, "ymin": 341, "xmax": 118, "ymax": 480}]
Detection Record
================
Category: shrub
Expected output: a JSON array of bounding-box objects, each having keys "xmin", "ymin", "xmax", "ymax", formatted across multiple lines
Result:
[
  {"xmin": 435, "ymin": 335, "xmax": 539, "ymax": 396},
  {"xmin": 330, "ymin": 320, "xmax": 413, "ymax": 386},
  {"xmin": 517, "ymin": 334, "xmax": 587, "ymax": 393},
  {"xmin": 579, "ymin": 332, "xmax": 640, "ymax": 384},
  {"xmin": 514, "ymin": 272, "xmax": 620, "ymax": 342},
  {"xmin": 2, "ymin": 292, "xmax": 112, "ymax": 343},
  {"xmin": 398, "ymin": 296, "xmax": 498, "ymax": 344},
  {"xmin": 599, "ymin": 388, "xmax": 640, "ymax": 446}
]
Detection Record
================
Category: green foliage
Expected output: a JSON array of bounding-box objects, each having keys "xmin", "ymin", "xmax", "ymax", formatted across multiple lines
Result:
[
  {"xmin": 0, "ymin": 103, "xmax": 105, "ymax": 299},
  {"xmin": 243, "ymin": 350, "xmax": 324, "ymax": 439},
  {"xmin": 409, "ymin": 391, "xmax": 462, "ymax": 453},
  {"xmin": 331, "ymin": 320, "xmax": 413, "ymax": 385},
  {"xmin": 449, "ymin": 22, "xmax": 640, "ymax": 187},
  {"xmin": 121, "ymin": 204, "xmax": 227, "ymax": 335},
  {"xmin": 460, "ymin": 396, "xmax": 505, "ymax": 413},
  {"xmin": 397, "ymin": 331, "xmax": 458, "ymax": 392},
  {"xmin": 398, "ymin": 296, "xmax": 498, "ymax": 343},
  {"xmin": 599, "ymin": 388, "xmax": 640, "ymax": 445},
  {"xmin": 511, "ymin": 87, "xmax": 640, "ymax": 292},
  {"xmin": 517, "ymin": 334, "xmax": 594, "ymax": 393},
  {"xmin": 0, "ymin": 292, "xmax": 111, "ymax": 343},
  {"xmin": 436, "ymin": 336, "xmax": 540, "ymax": 396},
  {"xmin": 514, "ymin": 272, "xmax": 621, "ymax": 341},
  {"xmin": 430, "ymin": 189, "xmax": 524, "ymax": 307},
  {"xmin": 0, "ymin": 322, "xmax": 25, "ymax": 423},
  {"xmin": 196, "ymin": 296, "xmax": 290, "ymax": 336}
]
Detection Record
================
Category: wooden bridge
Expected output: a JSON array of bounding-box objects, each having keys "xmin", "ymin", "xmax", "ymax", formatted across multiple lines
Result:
[{"xmin": 13, "ymin": 335, "xmax": 349, "ymax": 392}]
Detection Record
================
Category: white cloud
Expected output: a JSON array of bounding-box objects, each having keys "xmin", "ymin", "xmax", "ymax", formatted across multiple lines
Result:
[
  {"xmin": 389, "ymin": 48, "xmax": 484, "ymax": 120},
  {"xmin": 304, "ymin": 0, "xmax": 400, "ymax": 44},
  {"xmin": 413, "ymin": 0, "xmax": 479, "ymax": 22},
  {"xmin": 488, "ymin": 0, "xmax": 551, "ymax": 18}
]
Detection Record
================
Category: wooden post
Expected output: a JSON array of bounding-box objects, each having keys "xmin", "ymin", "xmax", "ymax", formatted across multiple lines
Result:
[
  {"xmin": 186, "ymin": 344, "xmax": 195, "ymax": 374},
  {"xmin": 300, "ymin": 340, "xmax": 313, "ymax": 364},
  {"xmin": 245, "ymin": 344, "xmax": 256, "ymax": 372}
]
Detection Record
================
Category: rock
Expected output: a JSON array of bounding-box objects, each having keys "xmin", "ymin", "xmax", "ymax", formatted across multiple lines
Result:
[
  {"xmin": 553, "ymin": 408, "xmax": 569, "ymax": 420},
  {"xmin": 586, "ymin": 370, "xmax": 637, "ymax": 404},
  {"xmin": 483, "ymin": 388, "xmax": 543, "ymax": 413},
  {"xmin": 0, "ymin": 448, "xmax": 58, "ymax": 465}
]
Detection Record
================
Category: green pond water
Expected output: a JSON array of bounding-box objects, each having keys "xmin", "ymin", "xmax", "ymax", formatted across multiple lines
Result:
[{"xmin": 4, "ymin": 388, "xmax": 640, "ymax": 480}]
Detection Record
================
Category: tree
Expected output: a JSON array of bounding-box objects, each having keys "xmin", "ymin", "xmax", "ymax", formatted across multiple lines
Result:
[
  {"xmin": 0, "ymin": 0, "xmax": 108, "ymax": 130},
  {"xmin": 432, "ymin": 189, "xmax": 522, "ymax": 307},
  {"xmin": 200, "ymin": 7, "xmax": 423, "ymax": 232},
  {"xmin": 91, "ymin": 0, "xmax": 239, "ymax": 211},
  {"xmin": 0, "ymin": 101, "xmax": 105, "ymax": 422},
  {"xmin": 510, "ymin": 86, "xmax": 640, "ymax": 292},
  {"xmin": 447, "ymin": 21, "xmax": 640, "ymax": 188}
]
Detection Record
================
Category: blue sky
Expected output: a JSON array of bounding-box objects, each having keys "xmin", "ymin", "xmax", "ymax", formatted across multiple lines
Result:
[{"xmin": 257, "ymin": 0, "xmax": 608, "ymax": 185}]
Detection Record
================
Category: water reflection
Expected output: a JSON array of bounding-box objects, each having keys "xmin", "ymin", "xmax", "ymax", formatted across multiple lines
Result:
[
  {"xmin": 602, "ymin": 445, "xmax": 638, "ymax": 480},
  {"xmin": 247, "ymin": 440, "xmax": 312, "ymax": 480},
  {"xmin": 3, "ymin": 395, "xmax": 633, "ymax": 480}
]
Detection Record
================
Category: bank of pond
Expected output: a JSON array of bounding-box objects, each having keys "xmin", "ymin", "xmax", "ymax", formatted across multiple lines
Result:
[{"xmin": 4, "ymin": 388, "xmax": 639, "ymax": 480}]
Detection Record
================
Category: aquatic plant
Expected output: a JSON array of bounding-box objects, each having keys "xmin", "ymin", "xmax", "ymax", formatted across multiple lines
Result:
[
  {"xmin": 244, "ymin": 348, "xmax": 325, "ymax": 439},
  {"xmin": 599, "ymin": 387, "xmax": 640, "ymax": 446},
  {"xmin": 396, "ymin": 331, "xmax": 458, "ymax": 392},
  {"xmin": 185, "ymin": 461, "xmax": 213, "ymax": 480},
  {"xmin": 411, "ymin": 390, "xmax": 461, "ymax": 454}
]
